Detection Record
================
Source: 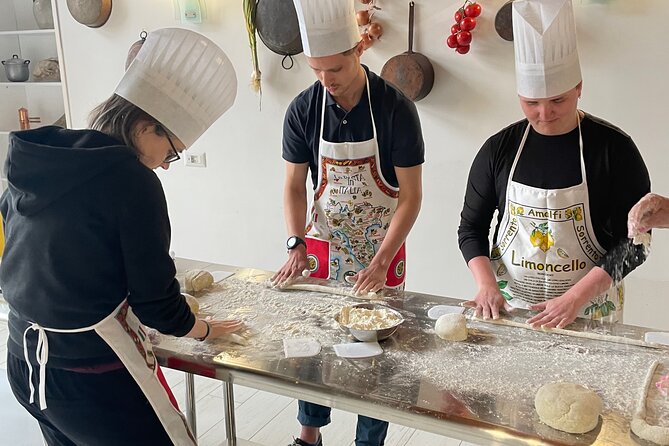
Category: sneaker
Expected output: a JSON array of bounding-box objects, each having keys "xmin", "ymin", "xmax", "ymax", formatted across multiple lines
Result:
[{"xmin": 288, "ymin": 435, "xmax": 323, "ymax": 446}]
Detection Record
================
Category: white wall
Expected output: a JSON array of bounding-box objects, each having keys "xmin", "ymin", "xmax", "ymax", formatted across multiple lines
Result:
[{"xmin": 54, "ymin": 0, "xmax": 669, "ymax": 330}]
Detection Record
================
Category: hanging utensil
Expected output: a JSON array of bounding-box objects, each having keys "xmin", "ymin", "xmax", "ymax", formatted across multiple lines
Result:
[
  {"xmin": 66, "ymin": 0, "xmax": 112, "ymax": 28},
  {"xmin": 255, "ymin": 0, "xmax": 303, "ymax": 70},
  {"xmin": 380, "ymin": 1, "xmax": 434, "ymax": 102},
  {"xmin": 495, "ymin": 0, "xmax": 514, "ymax": 42}
]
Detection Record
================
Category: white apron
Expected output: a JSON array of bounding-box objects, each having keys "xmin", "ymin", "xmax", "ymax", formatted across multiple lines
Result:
[
  {"xmin": 23, "ymin": 300, "xmax": 196, "ymax": 445},
  {"xmin": 304, "ymin": 74, "xmax": 406, "ymax": 288},
  {"xmin": 490, "ymin": 116, "xmax": 623, "ymax": 322}
]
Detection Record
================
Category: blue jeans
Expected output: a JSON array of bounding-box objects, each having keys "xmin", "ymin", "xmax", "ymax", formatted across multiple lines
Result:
[{"xmin": 298, "ymin": 400, "xmax": 389, "ymax": 446}]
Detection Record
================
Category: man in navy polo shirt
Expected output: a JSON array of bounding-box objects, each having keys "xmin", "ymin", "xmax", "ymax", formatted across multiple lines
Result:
[{"xmin": 271, "ymin": 0, "xmax": 424, "ymax": 445}]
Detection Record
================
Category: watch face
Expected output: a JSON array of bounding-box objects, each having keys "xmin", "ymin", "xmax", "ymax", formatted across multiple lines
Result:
[{"xmin": 287, "ymin": 236, "xmax": 298, "ymax": 249}]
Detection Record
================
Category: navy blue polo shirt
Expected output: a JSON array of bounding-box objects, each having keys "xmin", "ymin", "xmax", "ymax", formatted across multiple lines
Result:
[{"xmin": 282, "ymin": 66, "xmax": 425, "ymax": 188}]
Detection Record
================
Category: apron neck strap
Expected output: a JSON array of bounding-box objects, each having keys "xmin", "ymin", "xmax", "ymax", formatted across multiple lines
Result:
[{"xmin": 319, "ymin": 70, "xmax": 377, "ymax": 140}]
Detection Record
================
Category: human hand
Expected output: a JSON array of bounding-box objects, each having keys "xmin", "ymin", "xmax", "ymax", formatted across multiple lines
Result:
[
  {"xmin": 463, "ymin": 284, "xmax": 511, "ymax": 320},
  {"xmin": 271, "ymin": 246, "xmax": 308, "ymax": 287},
  {"xmin": 206, "ymin": 318, "xmax": 245, "ymax": 339},
  {"xmin": 628, "ymin": 193, "xmax": 669, "ymax": 238},
  {"xmin": 351, "ymin": 263, "xmax": 386, "ymax": 295},
  {"xmin": 527, "ymin": 294, "xmax": 579, "ymax": 329}
]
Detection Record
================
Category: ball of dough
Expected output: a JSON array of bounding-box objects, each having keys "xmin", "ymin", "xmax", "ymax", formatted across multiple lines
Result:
[
  {"xmin": 183, "ymin": 293, "xmax": 199, "ymax": 314},
  {"xmin": 435, "ymin": 314, "xmax": 468, "ymax": 341},
  {"xmin": 184, "ymin": 270, "xmax": 214, "ymax": 292},
  {"xmin": 535, "ymin": 382, "xmax": 602, "ymax": 434}
]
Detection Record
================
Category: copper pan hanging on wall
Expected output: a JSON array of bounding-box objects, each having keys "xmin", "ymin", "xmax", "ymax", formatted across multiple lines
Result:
[
  {"xmin": 380, "ymin": 2, "xmax": 434, "ymax": 102},
  {"xmin": 66, "ymin": 0, "xmax": 112, "ymax": 28}
]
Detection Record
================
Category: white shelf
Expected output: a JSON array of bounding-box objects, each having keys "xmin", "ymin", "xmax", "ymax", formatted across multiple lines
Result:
[
  {"xmin": 0, "ymin": 82, "xmax": 61, "ymax": 87},
  {"xmin": 0, "ymin": 131, "xmax": 9, "ymax": 135},
  {"xmin": 0, "ymin": 29, "xmax": 55, "ymax": 37}
]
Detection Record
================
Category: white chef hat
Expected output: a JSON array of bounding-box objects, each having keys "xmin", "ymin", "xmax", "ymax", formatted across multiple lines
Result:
[
  {"xmin": 293, "ymin": 0, "xmax": 360, "ymax": 57},
  {"xmin": 513, "ymin": 0, "xmax": 581, "ymax": 99},
  {"xmin": 115, "ymin": 28, "xmax": 237, "ymax": 147}
]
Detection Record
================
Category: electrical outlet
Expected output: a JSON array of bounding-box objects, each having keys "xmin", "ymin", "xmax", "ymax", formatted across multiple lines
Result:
[{"xmin": 185, "ymin": 153, "xmax": 207, "ymax": 168}]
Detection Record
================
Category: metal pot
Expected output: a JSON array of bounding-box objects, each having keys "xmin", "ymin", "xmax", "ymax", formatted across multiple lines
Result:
[{"xmin": 2, "ymin": 55, "xmax": 31, "ymax": 82}]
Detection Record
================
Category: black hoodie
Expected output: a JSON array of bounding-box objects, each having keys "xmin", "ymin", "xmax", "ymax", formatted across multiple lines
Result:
[{"xmin": 0, "ymin": 127, "xmax": 195, "ymax": 368}]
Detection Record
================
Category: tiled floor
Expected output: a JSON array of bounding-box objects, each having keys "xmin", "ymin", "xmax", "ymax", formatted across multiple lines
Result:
[{"xmin": 0, "ymin": 321, "xmax": 479, "ymax": 445}]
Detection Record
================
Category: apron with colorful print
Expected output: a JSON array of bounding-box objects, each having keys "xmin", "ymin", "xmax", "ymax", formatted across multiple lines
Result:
[
  {"xmin": 304, "ymin": 74, "xmax": 405, "ymax": 288},
  {"xmin": 490, "ymin": 116, "xmax": 623, "ymax": 322},
  {"xmin": 23, "ymin": 299, "xmax": 196, "ymax": 445}
]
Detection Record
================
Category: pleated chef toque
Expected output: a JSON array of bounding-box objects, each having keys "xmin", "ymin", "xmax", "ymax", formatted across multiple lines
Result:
[
  {"xmin": 293, "ymin": 0, "xmax": 360, "ymax": 57},
  {"xmin": 115, "ymin": 28, "xmax": 237, "ymax": 147},
  {"xmin": 513, "ymin": 0, "xmax": 581, "ymax": 98}
]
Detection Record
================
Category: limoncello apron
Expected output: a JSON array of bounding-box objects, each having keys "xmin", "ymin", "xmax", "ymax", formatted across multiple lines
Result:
[
  {"xmin": 304, "ymin": 74, "xmax": 405, "ymax": 288},
  {"xmin": 490, "ymin": 116, "xmax": 623, "ymax": 322},
  {"xmin": 23, "ymin": 299, "xmax": 196, "ymax": 445}
]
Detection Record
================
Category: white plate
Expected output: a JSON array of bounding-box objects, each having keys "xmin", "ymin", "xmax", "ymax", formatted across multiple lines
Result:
[
  {"xmin": 333, "ymin": 342, "xmax": 382, "ymax": 358},
  {"xmin": 427, "ymin": 305, "xmax": 465, "ymax": 320},
  {"xmin": 283, "ymin": 338, "xmax": 321, "ymax": 358},
  {"xmin": 645, "ymin": 331, "xmax": 669, "ymax": 346}
]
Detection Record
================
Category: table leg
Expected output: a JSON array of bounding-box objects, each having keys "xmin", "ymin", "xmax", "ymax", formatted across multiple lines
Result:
[
  {"xmin": 185, "ymin": 372, "xmax": 197, "ymax": 437},
  {"xmin": 222, "ymin": 379, "xmax": 237, "ymax": 446}
]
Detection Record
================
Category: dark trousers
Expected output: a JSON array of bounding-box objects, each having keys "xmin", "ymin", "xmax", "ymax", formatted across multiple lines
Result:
[
  {"xmin": 298, "ymin": 400, "xmax": 389, "ymax": 446},
  {"xmin": 7, "ymin": 352, "xmax": 174, "ymax": 446}
]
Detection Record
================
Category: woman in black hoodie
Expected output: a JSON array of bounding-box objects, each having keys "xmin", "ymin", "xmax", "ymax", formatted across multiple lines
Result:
[{"xmin": 0, "ymin": 28, "xmax": 239, "ymax": 446}]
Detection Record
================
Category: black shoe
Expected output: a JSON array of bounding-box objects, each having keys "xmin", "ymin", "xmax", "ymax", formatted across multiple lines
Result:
[{"xmin": 288, "ymin": 435, "xmax": 323, "ymax": 446}]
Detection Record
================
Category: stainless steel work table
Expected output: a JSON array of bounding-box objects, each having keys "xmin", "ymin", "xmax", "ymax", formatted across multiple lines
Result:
[{"xmin": 154, "ymin": 259, "xmax": 669, "ymax": 446}]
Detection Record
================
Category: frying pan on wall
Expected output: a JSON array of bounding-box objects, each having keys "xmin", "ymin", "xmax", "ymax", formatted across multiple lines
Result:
[
  {"xmin": 255, "ymin": 0, "xmax": 303, "ymax": 69},
  {"xmin": 66, "ymin": 0, "xmax": 112, "ymax": 28},
  {"xmin": 380, "ymin": 2, "xmax": 434, "ymax": 102},
  {"xmin": 495, "ymin": 0, "xmax": 514, "ymax": 42}
]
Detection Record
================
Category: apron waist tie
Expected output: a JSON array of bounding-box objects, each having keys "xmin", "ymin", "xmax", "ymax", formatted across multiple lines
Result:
[{"xmin": 23, "ymin": 323, "xmax": 50, "ymax": 410}]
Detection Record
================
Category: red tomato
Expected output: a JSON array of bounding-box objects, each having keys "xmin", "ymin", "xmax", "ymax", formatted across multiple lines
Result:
[
  {"xmin": 460, "ymin": 17, "xmax": 476, "ymax": 31},
  {"xmin": 454, "ymin": 9, "xmax": 464, "ymax": 23},
  {"xmin": 456, "ymin": 30, "xmax": 472, "ymax": 46},
  {"xmin": 367, "ymin": 22, "xmax": 383, "ymax": 39},
  {"xmin": 356, "ymin": 10, "xmax": 370, "ymax": 26},
  {"xmin": 446, "ymin": 34, "xmax": 458, "ymax": 49},
  {"xmin": 464, "ymin": 3, "xmax": 482, "ymax": 18},
  {"xmin": 456, "ymin": 45, "xmax": 470, "ymax": 54},
  {"xmin": 451, "ymin": 23, "xmax": 460, "ymax": 35}
]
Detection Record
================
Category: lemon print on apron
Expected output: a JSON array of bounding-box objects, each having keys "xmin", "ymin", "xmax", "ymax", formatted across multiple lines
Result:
[{"xmin": 529, "ymin": 222, "xmax": 554, "ymax": 252}]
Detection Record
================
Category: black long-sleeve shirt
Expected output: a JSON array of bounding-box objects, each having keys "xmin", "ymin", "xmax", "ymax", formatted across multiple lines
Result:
[
  {"xmin": 0, "ymin": 127, "xmax": 195, "ymax": 368},
  {"xmin": 458, "ymin": 113, "xmax": 650, "ymax": 280}
]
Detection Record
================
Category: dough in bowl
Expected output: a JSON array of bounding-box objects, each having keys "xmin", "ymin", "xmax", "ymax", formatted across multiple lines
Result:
[
  {"xmin": 434, "ymin": 313, "xmax": 468, "ymax": 341},
  {"xmin": 535, "ymin": 382, "xmax": 602, "ymax": 433},
  {"xmin": 184, "ymin": 270, "xmax": 214, "ymax": 292}
]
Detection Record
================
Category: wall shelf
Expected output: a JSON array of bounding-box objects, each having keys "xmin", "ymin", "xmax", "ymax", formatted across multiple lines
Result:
[
  {"xmin": 0, "ymin": 82, "xmax": 61, "ymax": 87},
  {"xmin": 0, "ymin": 29, "xmax": 55, "ymax": 37}
]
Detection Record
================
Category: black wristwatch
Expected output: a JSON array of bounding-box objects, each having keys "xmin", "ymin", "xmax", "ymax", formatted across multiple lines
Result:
[{"xmin": 286, "ymin": 235, "xmax": 306, "ymax": 250}]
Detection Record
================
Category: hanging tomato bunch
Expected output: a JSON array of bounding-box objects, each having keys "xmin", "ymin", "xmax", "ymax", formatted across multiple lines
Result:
[
  {"xmin": 445, "ymin": 1, "xmax": 482, "ymax": 55},
  {"xmin": 357, "ymin": 0, "xmax": 383, "ymax": 50}
]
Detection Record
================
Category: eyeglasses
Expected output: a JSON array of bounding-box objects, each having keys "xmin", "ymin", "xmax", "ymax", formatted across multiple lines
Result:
[{"xmin": 157, "ymin": 125, "xmax": 181, "ymax": 164}]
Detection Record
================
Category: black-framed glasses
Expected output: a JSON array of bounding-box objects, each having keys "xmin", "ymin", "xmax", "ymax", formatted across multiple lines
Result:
[{"xmin": 157, "ymin": 125, "xmax": 180, "ymax": 164}]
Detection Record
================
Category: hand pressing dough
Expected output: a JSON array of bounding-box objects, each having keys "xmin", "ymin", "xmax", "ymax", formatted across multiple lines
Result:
[
  {"xmin": 185, "ymin": 270, "xmax": 214, "ymax": 292},
  {"xmin": 631, "ymin": 361, "xmax": 669, "ymax": 445},
  {"xmin": 535, "ymin": 382, "xmax": 602, "ymax": 434},
  {"xmin": 435, "ymin": 314, "xmax": 468, "ymax": 341},
  {"xmin": 183, "ymin": 293, "xmax": 199, "ymax": 314}
]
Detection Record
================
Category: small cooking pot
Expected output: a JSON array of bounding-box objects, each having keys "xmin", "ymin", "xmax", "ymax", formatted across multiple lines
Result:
[{"xmin": 2, "ymin": 55, "xmax": 31, "ymax": 82}]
